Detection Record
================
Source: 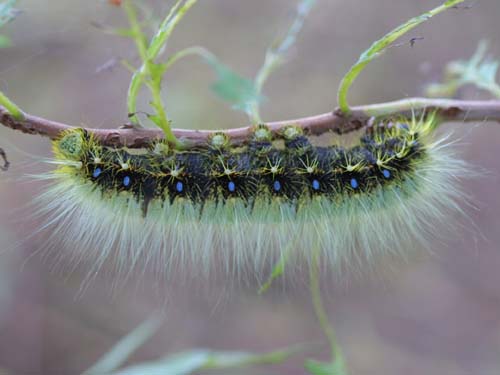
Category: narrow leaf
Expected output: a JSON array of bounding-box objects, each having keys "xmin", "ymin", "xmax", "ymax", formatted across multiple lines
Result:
[
  {"xmin": 110, "ymin": 345, "xmax": 306, "ymax": 375},
  {"xmin": 205, "ymin": 56, "xmax": 263, "ymax": 115},
  {"xmin": 337, "ymin": 0, "xmax": 466, "ymax": 113},
  {"xmin": 305, "ymin": 359, "xmax": 348, "ymax": 375},
  {"xmin": 111, "ymin": 350, "xmax": 211, "ymax": 375},
  {"xmin": 83, "ymin": 315, "xmax": 163, "ymax": 375},
  {"xmin": 147, "ymin": 0, "xmax": 197, "ymax": 61}
]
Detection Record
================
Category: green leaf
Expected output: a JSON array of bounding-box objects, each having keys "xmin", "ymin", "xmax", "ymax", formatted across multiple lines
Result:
[
  {"xmin": 147, "ymin": 0, "xmax": 198, "ymax": 61},
  {"xmin": 249, "ymin": 0, "xmax": 317, "ymax": 123},
  {"xmin": 304, "ymin": 359, "xmax": 348, "ymax": 375},
  {"xmin": 111, "ymin": 350, "xmax": 211, "ymax": 375},
  {"xmin": 201, "ymin": 346, "xmax": 300, "ymax": 369},
  {"xmin": 0, "ymin": 34, "xmax": 10, "ymax": 48},
  {"xmin": 0, "ymin": 0, "xmax": 18, "ymax": 28},
  {"xmin": 201, "ymin": 0, "xmax": 317, "ymax": 122},
  {"xmin": 83, "ymin": 315, "xmax": 163, "ymax": 375},
  {"xmin": 337, "ymin": 0, "xmax": 466, "ymax": 113},
  {"xmin": 205, "ymin": 57, "xmax": 263, "ymax": 115},
  {"xmin": 110, "ymin": 345, "xmax": 306, "ymax": 375},
  {"xmin": 112, "ymin": 28, "xmax": 137, "ymax": 38},
  {"xmin": 124, "ymin": 0, "xmax": 199, "ymax": 145},
  {"xmin": 0, "ymin": 0, "xmax": 19, "ymax": 49},
  {"xmin": 426, "ymin": 41, "xmax": 500, "ymax": 98},
  {"xmin": 84, "ymin": 314, "xmax": 306, "ymax": 375}
]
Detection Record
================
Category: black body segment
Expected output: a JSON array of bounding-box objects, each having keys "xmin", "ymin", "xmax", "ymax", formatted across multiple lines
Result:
[{"xmin": 74, "ymin": 125, "xmax": 425, "ymax": 214}]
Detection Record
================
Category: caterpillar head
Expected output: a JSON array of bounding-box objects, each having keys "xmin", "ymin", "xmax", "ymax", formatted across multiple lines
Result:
[{"xmin": 55, "ymin": 129, "xmax": 86, "ymax": 161}]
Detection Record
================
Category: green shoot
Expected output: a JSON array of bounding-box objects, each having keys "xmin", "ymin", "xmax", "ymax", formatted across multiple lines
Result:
[
  {"xmin": 123, "ymin": 0, "xmax": 198, "ymax": 147},
  {"xmin": 426, "ymin": 41, "xmax": 500, "ymax": 99},
  {"xmin": 0, "ymin": 90, "xmax": 23, "ymax": 119},
  {"xmin": 120, "ymin": 0, "xmax": 315, "ymax": 138},
  {"xmin": 257, "ymin": 234, "xmax": 300, "ymax": 294},
  {"xmin": 258, "ymin": 251, "xmax": 289, "ymax": 295},
  {"xmin": 205, "ymin": 0, "xmax": 316, "ymax": 123},
  {"xmin": 249, "ymin": 0, "xmax": 317, "ymax": 123},
  {"xmin": 305, "ymin": 249, "xmax": 348, "ymax": 375},
  {"xmin": 337, "ymin": 0, "xmax": 465, "ymax": 115}
]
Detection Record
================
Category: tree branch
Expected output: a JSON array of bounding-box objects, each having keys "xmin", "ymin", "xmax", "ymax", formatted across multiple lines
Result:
[{"xmin": 1, "ymin": 97, "xmax": 500, "ymax": 148}]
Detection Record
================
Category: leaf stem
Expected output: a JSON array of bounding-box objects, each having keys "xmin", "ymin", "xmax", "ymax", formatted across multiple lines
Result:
[
  {"xmin": 257, "ymin": 239, "xmax": 296, "ymax": 295},
  {"xmin": 309, "ymin": 250, "xmax": 348, "ymax": 374},
  {"xmin": 0, "ymin": 90, "xmax": 23, "ymax": 120},
  {"xmin": 162, "ymin": 46, "xmax": 216, "ymax": 73},
  {"xmin": 200, "ymin": 344, "xmax": 308, "ymax": 371},
  {"xmin": 124, "ymin": 0, "xmax": 148, "ymax": 125}
]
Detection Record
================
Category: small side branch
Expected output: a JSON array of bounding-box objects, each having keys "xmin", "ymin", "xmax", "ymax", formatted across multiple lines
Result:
[{"xmin": 1, "ymin": 98, "xmax": 500, "ymax": 148}]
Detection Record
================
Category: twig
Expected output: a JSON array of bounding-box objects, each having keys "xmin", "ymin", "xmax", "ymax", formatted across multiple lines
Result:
[
  {"xmin": 1, "ymin": 98, "xmax": 500, "ymax": 148},
  {"xmin": 0, "ymin": 147, "xmax": 9, "ymax": 171}
]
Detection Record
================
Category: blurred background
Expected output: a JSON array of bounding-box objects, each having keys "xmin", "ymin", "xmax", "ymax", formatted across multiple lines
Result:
[{"xmin": 0, "ymin": 0, "xmax": 499, "ymax": 374}]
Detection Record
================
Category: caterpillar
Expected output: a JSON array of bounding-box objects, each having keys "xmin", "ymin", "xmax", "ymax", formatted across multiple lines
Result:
[{"xmin": 33, "ymin": 113, "xmax": 469, "ymax": 280}]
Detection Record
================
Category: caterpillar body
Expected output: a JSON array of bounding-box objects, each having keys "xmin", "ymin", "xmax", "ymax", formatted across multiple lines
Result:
[{"xmin": 36, "ymin": 115, "xmax": 469, "ymax": 279}]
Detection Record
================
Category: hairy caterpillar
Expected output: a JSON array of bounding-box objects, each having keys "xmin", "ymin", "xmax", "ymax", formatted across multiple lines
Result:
[{"xmin": 32, "ymin": 113, "xmax": 469, "ymax": 280}]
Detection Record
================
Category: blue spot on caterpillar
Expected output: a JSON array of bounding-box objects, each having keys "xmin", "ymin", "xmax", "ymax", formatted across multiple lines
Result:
[
  {"xmin": 350, "ymin": 178, "xmax": 358, "ymax": 189},
  {"xmin": 175, "ymin": 181, "xmax": 184, "ymax": 193},
  {"xmin": 42, "ymin": 115, "xmax": 471, "ymax": 279},
  {"xmin": 123, "ymin": 176, "xmax": 131, "ymax": 187},
  {"xmin": 312, "ymin": 179, "xmax": 320, "ymax": 191},
  {"xmin": 92, "ymin": 167, "xmax": 102, "ymax": 178}
]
